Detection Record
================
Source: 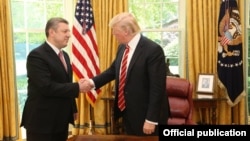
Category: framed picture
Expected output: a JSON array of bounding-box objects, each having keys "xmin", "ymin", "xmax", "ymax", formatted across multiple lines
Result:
[{"xmin": 196, "ymin": 73, "xmax": 215, "ymax": 93}]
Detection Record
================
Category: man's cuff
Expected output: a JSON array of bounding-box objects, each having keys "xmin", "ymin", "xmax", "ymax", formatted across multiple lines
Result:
[
  {"xmin": 89, "ymin": 79, "xmax": 96, "ymax": 90},
  {"xmin": 145, "ymin": 119, "xmax": 158, "ymax": 125}
]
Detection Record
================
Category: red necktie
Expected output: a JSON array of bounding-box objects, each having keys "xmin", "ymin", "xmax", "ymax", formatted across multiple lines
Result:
[
  {"xmin": 58, "ymin": 51, "xmax": 68, "ymax": 72},
  {"xmin": 118, "ymin": 45, "xmax": 130, "ymax": 111}
]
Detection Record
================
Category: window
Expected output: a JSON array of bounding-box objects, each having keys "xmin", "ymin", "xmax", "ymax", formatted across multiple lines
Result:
[
  {"xmin": 128, "ymin": 0, "xmax": 186, "ymax": 76},
  {"xmin": 11, "ymin": 0, "xmax": 73, "ymax": 138}
]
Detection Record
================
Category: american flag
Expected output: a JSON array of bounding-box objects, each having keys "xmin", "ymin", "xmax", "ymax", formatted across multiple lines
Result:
[{"xmin": 72, "ymin": 0, "xmax": 101, "ymax": 106}]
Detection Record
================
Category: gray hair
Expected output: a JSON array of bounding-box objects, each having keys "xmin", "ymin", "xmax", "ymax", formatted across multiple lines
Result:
[{"xmin": 45, "ymin": 17, "xmax": 69, "ymax": 37}]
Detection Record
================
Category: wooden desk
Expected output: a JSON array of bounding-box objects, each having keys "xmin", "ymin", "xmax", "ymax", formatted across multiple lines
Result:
[
  {"xmin": 193, "ymin": 97, "xmax": 226, "ymax": 124},
  {"xmin": 68, "ymin": 135, "xmax": 158, "ymax": 141}
]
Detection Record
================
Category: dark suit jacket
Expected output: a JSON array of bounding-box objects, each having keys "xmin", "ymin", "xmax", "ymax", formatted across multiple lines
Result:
[
  {"xmin": 20, "ymin": 42, "xmax": 79, "ymax": 134},
  {"xmin": 93, "ymin": 35, "xmax": 170, "ymax": 135}
]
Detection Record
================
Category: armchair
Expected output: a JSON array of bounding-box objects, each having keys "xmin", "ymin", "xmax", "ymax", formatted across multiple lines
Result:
[{"xmin": 166, "ymin": 76, "xmax": 196, "ymax": 125}]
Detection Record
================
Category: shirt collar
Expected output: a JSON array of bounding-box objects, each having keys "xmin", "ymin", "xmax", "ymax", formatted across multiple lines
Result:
[
  {"xmin": 127, "ymin": 33, "xmax": 141, "ymax": 50},
  {"xmin": 46, "ymin": 40, "xmax": 61, "ymax": 55}
]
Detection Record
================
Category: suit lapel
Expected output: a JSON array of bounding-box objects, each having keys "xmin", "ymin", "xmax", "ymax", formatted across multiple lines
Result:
[
  {"xmin": 44, "ymin": 42, "xmax": 71, "ymax": 80},
  {"xmin": 117, "ymin": 44, "xmax": 127, "ymax": 73},
  {"xmin": 116, "ymin": 36, "xmax": 145, "ymax": 79},
  {"xmin": 44, "ymin": 43, "xmax": 62, "ymax": 66},
  {"xmin": 126, "ymin": 36, "xmax": 144, "ymax": 76}
]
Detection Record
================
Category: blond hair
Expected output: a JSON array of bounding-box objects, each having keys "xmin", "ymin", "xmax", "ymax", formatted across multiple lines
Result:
[{"xmin": 109, "ymin": 12, "xmax": 141, "ymax": 35}]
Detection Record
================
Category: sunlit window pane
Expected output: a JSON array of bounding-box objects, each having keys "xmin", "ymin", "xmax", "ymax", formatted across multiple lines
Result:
[{"xmin": 129, "ymin": 0, "xmax": 181, "ymax": 75}]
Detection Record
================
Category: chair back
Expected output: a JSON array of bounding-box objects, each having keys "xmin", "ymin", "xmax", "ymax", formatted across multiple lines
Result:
[{"xmin": 166, "ymin": 76, "xmax": 196, "ymax": 125}]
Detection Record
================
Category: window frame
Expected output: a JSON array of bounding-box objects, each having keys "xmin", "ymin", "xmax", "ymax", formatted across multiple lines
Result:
[{"xmin": 128, "ymin": 0, "xmax": 186, "ymax": 76}]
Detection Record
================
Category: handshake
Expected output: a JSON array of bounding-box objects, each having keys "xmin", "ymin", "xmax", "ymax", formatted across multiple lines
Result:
[{"xmin": 78, "ymin": 78, "xmax": 94, "ymax": 93}]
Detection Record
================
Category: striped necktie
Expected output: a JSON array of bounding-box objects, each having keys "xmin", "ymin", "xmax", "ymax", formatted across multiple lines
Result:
[{"xmin": 118, "ymin": 45, "xmax": 130, "ymax": 111}]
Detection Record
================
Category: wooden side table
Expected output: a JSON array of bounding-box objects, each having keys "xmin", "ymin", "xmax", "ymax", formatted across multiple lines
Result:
[
  {"xmin": 101, "ymin": 96, "xmax": 115, "ymax": 134},
  {"xmin": 101, "ymin": 96, "xmax": 124, "ymax": 134},
  {"xmin": 193, "ymin": 97, "xmax": 227, "ymax": 124}
]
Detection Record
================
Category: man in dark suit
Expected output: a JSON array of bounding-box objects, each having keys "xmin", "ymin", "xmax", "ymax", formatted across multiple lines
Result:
[
  {"xmin": 20, "ymin": 17, "xmax": 90, "ymax": 141},
  {"xmin": 86, "ymin": 12, "xmax": 170, "ymax": 136}
]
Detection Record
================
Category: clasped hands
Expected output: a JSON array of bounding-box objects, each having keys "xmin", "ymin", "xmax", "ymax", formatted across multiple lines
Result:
[{"xmin": 78, "ymin": 78, "xmax": 94, "ymax": 93}]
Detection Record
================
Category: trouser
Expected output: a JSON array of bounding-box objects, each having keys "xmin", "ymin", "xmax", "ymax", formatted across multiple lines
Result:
[{"xmin": 26, "ymin": 130, "xmax": 68, "ymax": 141}]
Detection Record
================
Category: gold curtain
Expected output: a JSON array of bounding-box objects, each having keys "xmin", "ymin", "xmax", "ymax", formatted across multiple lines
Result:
[
  {"xmin": 187, "ymin": 0, "xmax": 246, "ymax": 124},
  {"xmin": 72, "ymin": 0, "xmax": 128, "ymax": 135},
  {"xmin": 0, "ymin": 0, "xmax": 22, "ymax": 140}
]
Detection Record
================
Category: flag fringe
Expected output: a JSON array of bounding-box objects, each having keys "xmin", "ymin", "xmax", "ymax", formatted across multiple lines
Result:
[{"xmin": 218, "ymin": 79, "xmax": 246, "ymax": 106}]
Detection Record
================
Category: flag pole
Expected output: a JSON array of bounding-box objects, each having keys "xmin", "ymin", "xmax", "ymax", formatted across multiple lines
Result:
[
  {"xmin": 231, "ymin": 107, "xmax": 235, "ymax": 124},
  {"xmin": 87, "ymin": 104, "xmax": 95, "ymax": 135}
]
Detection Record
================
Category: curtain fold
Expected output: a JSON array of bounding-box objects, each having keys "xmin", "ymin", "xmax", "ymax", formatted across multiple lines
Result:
[
  {"xmin": 0, "ymin": 0, "xmax": 22, "ymax": 140},
  {"xmin": 187, "ymin": 0, "xmax": 246, "ymax": 124},
  {"xmin": 72, "ymin": 0, "xmax": 128, "ymax": 135}
]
